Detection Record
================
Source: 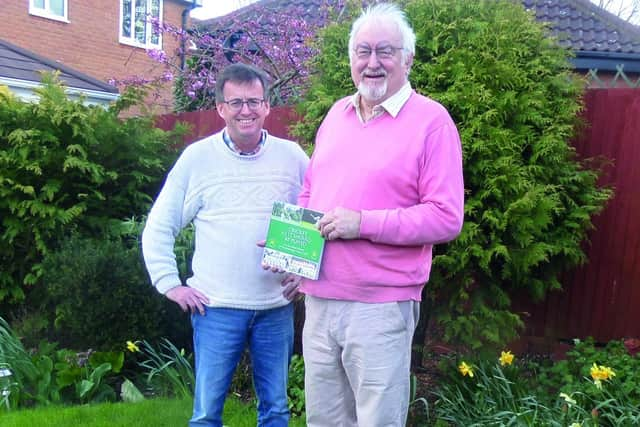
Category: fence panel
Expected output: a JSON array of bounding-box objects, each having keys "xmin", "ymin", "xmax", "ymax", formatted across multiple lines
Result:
[
  {"xmin": 155, "ymin": 106, "xmax": 298, "ymax": 145},
  {"xmin": 522, "ymin": 89, "xmax": 640, "ymax": 344}
]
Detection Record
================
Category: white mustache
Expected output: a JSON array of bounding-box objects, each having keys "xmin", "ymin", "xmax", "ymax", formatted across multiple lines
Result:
[{"xmin": 361, "ymin": 69, "xmax": 387, "ymax": 78}]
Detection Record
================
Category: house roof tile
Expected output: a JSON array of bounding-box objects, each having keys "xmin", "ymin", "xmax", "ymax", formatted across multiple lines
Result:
[
  {"xmin": 196, "ymin": 0, "xmax": 640, "ymax": 70},
  {"xmin": 523, "ymin": 0, "xmax": 640, "ymax": 54},
  {"xmin": 0, "ymin": 38, "xmax": 119, "ymax": 94}
]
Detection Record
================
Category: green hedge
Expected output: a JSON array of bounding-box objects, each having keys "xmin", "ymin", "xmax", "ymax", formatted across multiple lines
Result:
[
  {"xmin": 0, "ymin": 74, "xmax": 182, "ymax": 304},
  {"xmin": 292, "ymin": 0, "xmax": 612, "ymax": 348}
]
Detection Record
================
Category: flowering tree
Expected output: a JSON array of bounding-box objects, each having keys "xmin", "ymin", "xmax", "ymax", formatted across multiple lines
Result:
[{"xmin": 112, "ymin": 2, "xmax": 342, "ymax": 112}]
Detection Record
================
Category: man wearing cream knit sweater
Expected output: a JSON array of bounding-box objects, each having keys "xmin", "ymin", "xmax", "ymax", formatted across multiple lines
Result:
[{"xmin": 142, "ymin": 63, "xmax": 308, "ymax": 427}]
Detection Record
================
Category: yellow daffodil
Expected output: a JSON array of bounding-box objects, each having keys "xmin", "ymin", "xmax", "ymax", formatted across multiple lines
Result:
[
  {"xmin": 590, "ymin": 363, "xmax": 616, "ymax": 381},
  {"xmin": 569, "ymin": 423, "xmax": 582, "ymax": 427},
  {"xmin": 499, "ymin": 350, "xmax": 514, "ymax": 366},
  {"xmin": 560, "ymin": 392, "xmax": 577, "ymax": 405},
  {"xmin": 458, "ymin": 361, "xmax": 474, "ymax": 377},
  {"xmin": 126, "ymin": 340, "xmax": 140, "ymax": 353}
]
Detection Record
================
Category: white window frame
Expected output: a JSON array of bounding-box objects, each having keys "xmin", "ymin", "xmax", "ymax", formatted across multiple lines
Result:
[
  {"xmin": 29, "ymin": 0, "xmax": 69, "ymax": 23},
  {"xmin": 119, "ymin": 0, "xmax": 163, "ymax": 49}
]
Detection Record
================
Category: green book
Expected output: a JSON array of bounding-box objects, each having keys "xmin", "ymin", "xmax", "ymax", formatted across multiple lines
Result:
[{"xmin": 262, "ymin": 201, "xmax": 325, "ymax": 280}]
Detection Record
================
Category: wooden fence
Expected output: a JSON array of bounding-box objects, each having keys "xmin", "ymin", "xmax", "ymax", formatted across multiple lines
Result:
[
  {"xmin": 519, "ymin": 89, "xmax": 640, "ymax": 348},
  {"xmin": 155, "ymin": 106, "xmax": 299, "ymax": 145},
  {"xmin": 156, "ymin": 88, "xmax": 640, "ymax": 347}
]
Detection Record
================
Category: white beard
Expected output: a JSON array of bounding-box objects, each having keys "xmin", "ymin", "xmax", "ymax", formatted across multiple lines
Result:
[{"xmin": 358, "ymin": 78, "xmax": 387, "ymax": 102}]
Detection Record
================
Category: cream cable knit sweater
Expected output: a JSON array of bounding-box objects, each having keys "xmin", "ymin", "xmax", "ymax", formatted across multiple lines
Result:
[{"xmin": 142, "ymin": 130, "xmax": 309, "ymax": 310}]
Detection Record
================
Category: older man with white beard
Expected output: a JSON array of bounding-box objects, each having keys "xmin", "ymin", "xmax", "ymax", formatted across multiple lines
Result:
[{"xmin": 295, "ymin": 3, "xmax": 465, "ymax": 426}]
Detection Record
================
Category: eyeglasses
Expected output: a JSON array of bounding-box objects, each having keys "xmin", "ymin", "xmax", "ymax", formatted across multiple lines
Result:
[
  {"xmin": 354, "ymin": 44, "xmax": 405, "ymax": 60},
  {"xmin": 221, "ymin": 98, "xmax": 265, "ymax": 111}
]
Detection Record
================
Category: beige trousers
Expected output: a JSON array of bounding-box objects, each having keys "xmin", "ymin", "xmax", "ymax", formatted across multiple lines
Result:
[{"xmin": 303, "ymin": 295, "xmax": 419, "ymax": 427}]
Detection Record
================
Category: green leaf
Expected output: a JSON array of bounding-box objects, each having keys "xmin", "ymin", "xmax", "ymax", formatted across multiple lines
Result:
[{"xmin": 120, "ymin": 378, "xmax": 145, "ymax": 403}]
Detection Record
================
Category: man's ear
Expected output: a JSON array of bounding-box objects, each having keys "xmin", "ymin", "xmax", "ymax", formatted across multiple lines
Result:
[
  {"xmin": 405, "ymin": 52, "xmax": 414, "ymax": 75},
  {"xmin": 216, "ymin": 102, "xmax": 224, "ymax": 118}
]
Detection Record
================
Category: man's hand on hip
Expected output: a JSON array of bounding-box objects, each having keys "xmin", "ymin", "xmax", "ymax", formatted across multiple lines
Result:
[
  {"xmin": 318, "ymin": 207, "xmax": 361, "ymax": 240},
  {"xmin": 166, "ymin": 286, "xmax": 209, "ymax": 315}
]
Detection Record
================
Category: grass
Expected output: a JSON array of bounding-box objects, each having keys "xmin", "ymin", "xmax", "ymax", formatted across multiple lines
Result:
[{"xmin": 0, "ymin": 396, "xmax": 307, "ymax": 427}]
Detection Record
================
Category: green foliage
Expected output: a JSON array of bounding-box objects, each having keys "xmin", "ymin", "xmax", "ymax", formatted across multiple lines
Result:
[
  {"xmin": 0, "ymin": 396, "xmax": 307, "ymax": 427},
  {"xmin": 229, "ymin": 351, "xmax": 254, "ymax": 401},
  {"xmin": 408, "ymin": 373, "xmax": 432, "ymax": 426},
  {"xmin": 120, "ymin": 378, "xmax": 145, "ymax": 403},
  {"xmin": 55, "ymin": 350, "xmax": 124, "ymax": 404},
  {"xmin": 0, "ymin": 397, "xmax": 193, "ymax": 426},
  {"xmin": 292, "ymin": 0, "xmax": 612, "ymax": 348},
  {"xmin": 127, "ymin": 339, "xmax": 195, "ymax": 399},
  {"xmin": 289, "ymin": 3, "xmax": 355, "ymax": 143},
  {"xmin": 114, "ymin": 216, "xmax": 195, "ymax": 283},
  {"xmin": 287, "ymin": 354, "xmax": 305, "ymax": 417},
  {"xmin": 534, "ymin": 338, "xmax": 640, "ymax": 411},
  {"xmin": 0, "ymin": 317, "xmax": 59, "ymax": 408},
  {"xmin": 431, "ymin": 356, "xmax": 557, "ymax": 426},
  {"xmin": 0, "ymin": 73, "xmax": 182, "ymax": 304},
  {"xmin": 38, "ymin": 233, "xmax": 190, "ymax": 351},
  {"xmin": 427, "ymin": 348, "xmax": 639, "ymax": 426},
  {"xmin": 0, "ymin": 317, "xmax": 123, "ymax": 409}
]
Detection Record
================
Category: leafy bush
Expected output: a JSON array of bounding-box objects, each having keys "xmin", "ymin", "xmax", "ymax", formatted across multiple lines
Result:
[
  {"xmin": 113, "ymin": 216, "xmax": 195, "ymax": 284},
  {"xmin": 534, "ymin": 338, "xmax": 640, "ymax": 411},
  {"xmin": 0, "ymin": 73, "xmax": 182, "ymax": 304},
  {"xmin": 39, "ymin": 232, "xmax": 191, "ymax": 351},
  {"xmin": 292, "ymin": 0, "xmax": 611, "ymax": 348}
]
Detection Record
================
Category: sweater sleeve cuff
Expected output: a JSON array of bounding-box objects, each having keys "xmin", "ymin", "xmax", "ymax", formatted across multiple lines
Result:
[
  {"xmin": 359, "ymin": 209, "xmax": 384, "ymax": 241},
  {"xmin": 155, "ymin": 276, "xmax": 182, "ymax": 295}
]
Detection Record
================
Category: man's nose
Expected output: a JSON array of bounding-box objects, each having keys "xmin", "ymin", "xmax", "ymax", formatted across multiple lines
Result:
[
  {"xmin": 239, "ymin": 101, "xmax": 252, "ymax": 113},
  {"xmin": 367, "ymin": 51, "xmax": 382, "ymax": 67}
]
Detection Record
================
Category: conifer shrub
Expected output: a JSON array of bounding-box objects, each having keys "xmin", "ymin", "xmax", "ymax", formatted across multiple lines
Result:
[
  {"xmin": 0, "ymin": 74, "xmax": 183, "ymax": 304},
  {"xmin": 292, "ymin": 0, "xmax": 611, "ymax": 348}
]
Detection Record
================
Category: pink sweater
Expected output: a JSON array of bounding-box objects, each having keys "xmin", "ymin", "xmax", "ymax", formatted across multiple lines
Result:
[{"xmin": 298, "ymin": 92, "xmax": 464, "ymax": 302}]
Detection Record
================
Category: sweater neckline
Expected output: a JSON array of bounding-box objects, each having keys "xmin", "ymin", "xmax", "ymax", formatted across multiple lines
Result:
[{"xmin": 214, "ymin": 130, "xmax": 271, "ymax": 159}]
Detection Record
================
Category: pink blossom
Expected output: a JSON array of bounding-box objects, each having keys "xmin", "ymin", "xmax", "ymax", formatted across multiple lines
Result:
[{"xmin": 120, "ymin": 0, "xmax": 338, "ymax": 110}]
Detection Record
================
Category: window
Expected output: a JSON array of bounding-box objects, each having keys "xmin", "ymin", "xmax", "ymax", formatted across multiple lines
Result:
[
  {"xmin": 120, "ymin": 0, "xmax": 162, "ymax": 48},
  {"xmin": 29, "ymin": 0, "xmax": 68, "ymax": 22}
]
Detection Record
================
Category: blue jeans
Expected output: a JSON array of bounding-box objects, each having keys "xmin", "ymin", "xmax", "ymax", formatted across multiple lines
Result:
[{"xmin": 189, "ymin": 304, "xmax": 293, "ymax": 427}]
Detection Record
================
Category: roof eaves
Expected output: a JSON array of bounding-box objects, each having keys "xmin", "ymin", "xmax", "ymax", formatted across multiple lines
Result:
[
  {"xmin": 0, "ymin": 39, "xmax": 119, "ymax": 94},
  {"xmin": 0, "ymin": 76, "xmax": 120, "ymax": 103},
  {"xmin": 572, "ymin": 49, "xmax": 640, "ymax": 72}
]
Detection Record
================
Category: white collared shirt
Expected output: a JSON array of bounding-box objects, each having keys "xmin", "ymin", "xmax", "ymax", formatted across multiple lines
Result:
[
  {"xmin": 348, "ymin": 82, "xmax": 413, "ymax": 123},
  {"xmin": 222, "ymin": 129, "xmax": 267, "ymax": 156}
]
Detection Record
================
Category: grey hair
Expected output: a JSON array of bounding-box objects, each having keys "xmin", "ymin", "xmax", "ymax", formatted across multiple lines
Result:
[{"xmin": 348, "ymin": 2, "xmax": 416, "ymax": 63}]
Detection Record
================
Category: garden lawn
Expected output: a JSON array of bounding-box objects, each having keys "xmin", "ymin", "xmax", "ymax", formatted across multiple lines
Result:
[{"xmin": 0, "ymin": 396, "xmax": 307, "ymax": 427}]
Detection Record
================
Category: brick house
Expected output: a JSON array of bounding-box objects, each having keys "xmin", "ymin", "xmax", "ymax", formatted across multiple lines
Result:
[{"xmin": 0, "ymin": 0, "xmax": 200, "ymax": 111}]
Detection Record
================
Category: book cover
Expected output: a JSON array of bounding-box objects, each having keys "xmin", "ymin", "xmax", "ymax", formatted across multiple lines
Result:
[{"xmin": 262, "ymin": 201, "xmax": 325, "ymax": 280}]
